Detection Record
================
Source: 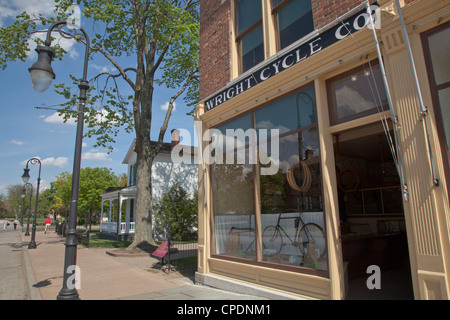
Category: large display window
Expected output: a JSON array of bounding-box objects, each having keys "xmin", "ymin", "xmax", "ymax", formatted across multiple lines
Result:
[{"xmin": 209, "ymin": 84, "xmax": 328, "ymax": 275}]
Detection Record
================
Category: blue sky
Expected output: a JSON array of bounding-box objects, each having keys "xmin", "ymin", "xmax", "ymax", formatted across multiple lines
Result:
[{"xmin": 0, "ymin": 1, "xmax": 198, "ymax": 195}]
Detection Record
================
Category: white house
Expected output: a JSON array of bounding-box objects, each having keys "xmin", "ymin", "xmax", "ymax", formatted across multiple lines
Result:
[{"xmin": 99, "ymin": 131, "xmax": 198, "ymax": 240}]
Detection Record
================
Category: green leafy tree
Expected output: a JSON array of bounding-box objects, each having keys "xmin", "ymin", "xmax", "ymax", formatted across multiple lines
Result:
[
  {"xmin": 0, "ymin": 0, "xmax": 199, "ymax": 248},
  {"xmin": 54, "ymin": 167, "xmax": 120, "ymax": 224},
  {"xmin": 154, "ymin": 180, "xmax": 197, "ymax": 241}
]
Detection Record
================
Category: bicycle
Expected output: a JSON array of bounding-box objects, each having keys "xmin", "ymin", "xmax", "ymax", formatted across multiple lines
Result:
[{"xmin": 262, "ymin": 213, "xmax": 326, "ymax": 262}]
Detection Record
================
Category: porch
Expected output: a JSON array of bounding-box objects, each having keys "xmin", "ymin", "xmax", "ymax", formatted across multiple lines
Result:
[{"xmin": 100, "ymin": 186, "xmax": 136, "ymax": 240}]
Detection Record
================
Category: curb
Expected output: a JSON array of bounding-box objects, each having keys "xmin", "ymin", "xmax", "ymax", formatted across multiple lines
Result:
[{"xmin": 21, "ymin": 234, "xmax": 42, "ymax": 300}]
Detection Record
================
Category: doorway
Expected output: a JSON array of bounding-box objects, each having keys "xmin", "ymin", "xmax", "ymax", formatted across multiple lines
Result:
[{"xmin": 333, "ymin": 122, "xmax": 414, "ymax": 299}]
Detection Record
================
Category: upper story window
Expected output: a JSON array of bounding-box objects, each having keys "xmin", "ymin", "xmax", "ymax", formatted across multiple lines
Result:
[
  {"xmin": 234, "ymin": 0, "xmax": 313, "ymax": 75},
  {"xmin": 128, "ymin": 163, "xmax": 137, "ymax": 186},
  {"xmin": 272, "ymin": 0, "xmax": 314, "ymax": 50},
  {"xmin": 236, "ymin": 0, "xmax": 264, "ymax": 73}
]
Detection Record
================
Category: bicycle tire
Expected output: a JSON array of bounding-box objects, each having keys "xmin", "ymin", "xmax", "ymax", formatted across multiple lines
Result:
[
  {"xmin": 297, "ymin": 223, "xmax": 326, "ymax": 259},
  {"xmin": 262, "ymin": 226, "xmax": 283, "ymax": 255}
]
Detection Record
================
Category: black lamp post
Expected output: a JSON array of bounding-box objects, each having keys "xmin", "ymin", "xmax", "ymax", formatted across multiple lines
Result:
[
  {"xmin": 28, "ymin": 21, "xmax": 90, "ymax": 300},
  {"xmin": 22, "ymin": 158, "xmax": 42, "ymax": 249},
  {"xmin": 21, "ymin": 182, "xmax": 33, "ymax": 236}
]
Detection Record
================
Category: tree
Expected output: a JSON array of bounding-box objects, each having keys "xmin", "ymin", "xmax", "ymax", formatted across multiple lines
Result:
[
  {"xmin": 54, "ymin": 167, "xmax": 120, "ymax": 223},
  {"xmin": 154, "ymin": 180, "xmax": 197, "ymax": 241},
  {"xmin": 0, "ymin": 0, "xmax": 199, "ymax": 248}
]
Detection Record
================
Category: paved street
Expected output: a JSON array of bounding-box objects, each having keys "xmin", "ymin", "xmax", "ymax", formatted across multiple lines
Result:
[{"xmin": 0, "ymin": 228, "xmax": 39, "ymax": 300}]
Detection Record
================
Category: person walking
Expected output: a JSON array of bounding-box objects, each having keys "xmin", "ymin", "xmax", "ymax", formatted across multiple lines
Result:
[
  {"xmin": 13, "ymin": 219, "xmax": 18, "ymax": 230},
  {"xmin": 3, "ymin": 219, "xmax": 9, "ymax": 230},
  {"xmin": 44, "ymin": 217, "xmax": 52, "ymax": 234}
]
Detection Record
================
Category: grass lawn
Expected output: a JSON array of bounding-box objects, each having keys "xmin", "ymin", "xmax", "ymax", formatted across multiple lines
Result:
[{"xmin": 78, "ymin": 231, "xmax": 131, "ymax": 248}]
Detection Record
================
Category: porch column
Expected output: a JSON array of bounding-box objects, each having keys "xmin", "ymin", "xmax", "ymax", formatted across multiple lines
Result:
[{"xmin": 117, "ymin": 194, "xmax": 122, "ymax": 236}]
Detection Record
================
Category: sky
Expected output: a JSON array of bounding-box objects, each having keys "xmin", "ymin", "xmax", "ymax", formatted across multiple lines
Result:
[{"xmin": 0, "ymin": 1, "xmax": 198, "ymax": 196}]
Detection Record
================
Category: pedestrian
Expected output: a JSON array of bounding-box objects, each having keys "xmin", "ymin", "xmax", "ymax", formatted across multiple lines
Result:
[
  {"xmin": 13, "ymin": 219, "xmax": 18, "ymax": 230},
  {"xmin": 3, "ymin": 218, "xmax": 9, "ymax": 230},
  {"xmin": 44, "ymin": 217, "xmax": 52, "ymax": 234}
]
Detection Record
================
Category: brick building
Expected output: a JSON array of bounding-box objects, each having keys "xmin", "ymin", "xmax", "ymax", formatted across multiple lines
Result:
[{"xmin": 195, "ymin": 0, "xmax": 450, "ymax": 299}]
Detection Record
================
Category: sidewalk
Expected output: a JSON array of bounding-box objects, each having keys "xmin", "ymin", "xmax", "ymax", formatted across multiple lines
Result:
[{"xmin": 1, "ymin": 228, "xmax": 268, "ymax": 300}]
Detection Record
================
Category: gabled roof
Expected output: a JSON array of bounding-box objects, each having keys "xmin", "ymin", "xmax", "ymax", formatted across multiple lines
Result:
[{"xmin": 122, "ymin": 138, "xmax": 197, "ymax": 164}]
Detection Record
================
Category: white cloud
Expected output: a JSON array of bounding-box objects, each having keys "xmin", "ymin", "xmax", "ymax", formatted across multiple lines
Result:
[
  {"xmin": 0, "ymin": 0, "xmax": 80, "ymax": 59},
  {"xmin": 20, "ymin": 156, "xmax": 69, "ymax": 168},
  {"xmin": 43, "ymin": 112, "xmax": 76, "ymax": 126},
  {"xmin": 90, "ymin": 63, "xmax": 114, "ymax": 74},
  {"xmin": 160, "ymin": 101, "xmax": 176, "ymax": 112},
  {"xmin": 82, "ymin": 151, "xmax": 111, "ymax": 162},
  {"xmin": 0, "ymin": 0, "xmax": 55, "ymax": 27},
  {"xmin": 11, "ymin": 140, "xmax": 25, "ymax": 145}
]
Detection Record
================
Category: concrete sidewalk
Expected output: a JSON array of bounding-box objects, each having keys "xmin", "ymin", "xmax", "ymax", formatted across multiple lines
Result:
[{"xmin": 1, "ymin": 228, "xmax": 269, "ymax": 300}]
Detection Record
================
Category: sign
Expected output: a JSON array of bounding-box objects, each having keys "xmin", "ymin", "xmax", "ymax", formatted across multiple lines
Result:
[
  {"xmin": 204, "ymin": 4, "xmax": 380, "ymax": 112},
  {"xmin": 152, "ymin": 241, "xmax": 171, "ymax": 258}
]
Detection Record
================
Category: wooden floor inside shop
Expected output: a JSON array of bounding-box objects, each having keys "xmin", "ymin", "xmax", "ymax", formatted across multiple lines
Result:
[{"xmin": 345, "ymin": 263, "xmax": 414, "ymax": 300}]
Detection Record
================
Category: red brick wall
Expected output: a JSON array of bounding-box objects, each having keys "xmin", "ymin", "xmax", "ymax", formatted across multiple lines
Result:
[
  {"xmin": 312, "ymin": 0, "xmax": 367, "ymax": 29},
  {"xmin": 199, "ymin": 0, "xmax": 231, "ymax": 101},
  {"xmin": 199, "ymin": 0, "xmax": 419, "ymax": 101},
  {"xmin": 312, "ymin": 0, "xmax": 417, "ymax": 29}
]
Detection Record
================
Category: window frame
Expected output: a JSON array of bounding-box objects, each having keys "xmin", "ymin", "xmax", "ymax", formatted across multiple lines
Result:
[
  {"xmin": 235, "ymin": 0, "xmax": 265, "ymax": 74},
  {"xmin": 421, "ymin": 22, "xmax": 450, "ymax": 202},
  {"xmin": 271, "ymin": 0, "xmax": 314, "ymax": 51},
  {"xmin": 208, "ymin": 83, "xmax": 329, "ymax": 277},
  {"xmin": 326, "ymin": 60, "xmax": 389, "ymax": 126}
]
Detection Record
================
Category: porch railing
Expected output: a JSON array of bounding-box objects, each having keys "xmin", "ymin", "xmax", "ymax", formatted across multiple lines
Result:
[{"xmin": 100, "ymin": 221, "xmax": 135, "ymax": 234}]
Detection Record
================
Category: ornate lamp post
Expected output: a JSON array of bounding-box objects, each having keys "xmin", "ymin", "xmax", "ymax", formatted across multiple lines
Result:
[
  {"xmin": 21, "ymin": 158, "xmax": 42, "ymax": 249},
  {"xmin": 21, "ymin": 183, "xmax": 33, "ymax": 236},
  {"xmin": 28, "ymin": 21, "xmax": 90, "ymax": 300}
]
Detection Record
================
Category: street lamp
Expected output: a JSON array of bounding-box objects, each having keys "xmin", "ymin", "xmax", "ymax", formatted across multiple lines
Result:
[
  {"xmin": 21, "ymin": 183, "xmax": 33, "ymax": 236},
  {"xmin": 22, "ymin": 158, "xmax": 41, "ymax": 249},
  {"xmin": 29, "ymin": 21, "xmax": 90, "ymax": 300}
]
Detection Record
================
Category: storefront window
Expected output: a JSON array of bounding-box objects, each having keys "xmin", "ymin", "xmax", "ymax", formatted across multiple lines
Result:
[
  {"xmin": 236, "ymin": 0, "xmax": 264, "ymax": 73},
  {"xmin": 272, "ymin": 0, "xmax": 314, "ymax": 50},
  {"xmin": 211, "ymin": 154, "xmax": 256, "ymax": 260},
  {"xmin": 257, "ymin": 86, "xmax": 326, "ymax": 272},
  {"xmin": 422, "ymin": 25, "xmax": 450, "ymax": 156},
  {"xmin": 210, "ymin": 85, "xmax": 328, "ymax": 273},
  {"xmin": 327, "ymin": 62, "xmax": 388, "ymax": 125}
]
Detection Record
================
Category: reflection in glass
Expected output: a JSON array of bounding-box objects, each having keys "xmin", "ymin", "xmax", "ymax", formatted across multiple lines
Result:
[
  {"xmin": 328, "ymin": 63, "xmax": 388, "ymax": 124},
  {"xmin": 259, "ymin": 129, "xmax": 327, "ymax": 271},
  {"xmin": 211, "ymin": 150, "xmax": 256, "ymax": 260},
  {"xmin": 255, "ymin": 86, "xmax": 316, "ymax": 138}
]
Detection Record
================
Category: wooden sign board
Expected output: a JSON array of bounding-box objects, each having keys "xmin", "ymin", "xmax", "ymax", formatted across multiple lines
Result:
[{"xmin": 152, "ymin": 241, "xmax": 170, "ymax": 258}]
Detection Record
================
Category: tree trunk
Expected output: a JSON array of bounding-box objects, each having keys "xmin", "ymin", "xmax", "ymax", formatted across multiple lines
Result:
[{"xmin": 129, "ymin": 143, "xmax": 157, "ymax": 249}]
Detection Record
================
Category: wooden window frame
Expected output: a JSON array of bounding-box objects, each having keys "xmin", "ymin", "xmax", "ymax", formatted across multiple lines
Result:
[
  {"xmin": 421, "ymin": 22, "xmax": 450, "ymax": 202},
  {"xmin": 235, "ymin": 0, "xmax": 264, "ymax": 74}
]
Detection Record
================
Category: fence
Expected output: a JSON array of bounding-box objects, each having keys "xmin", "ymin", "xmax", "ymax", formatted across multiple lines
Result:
[{"xmin": 158, "ymin": 239, "xmax": 198, "ymax": 273}]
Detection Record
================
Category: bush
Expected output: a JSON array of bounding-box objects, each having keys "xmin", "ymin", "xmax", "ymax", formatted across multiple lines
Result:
[{"xmin": 154, "ymin": 180, "xmax": 197, "ymax": 241}]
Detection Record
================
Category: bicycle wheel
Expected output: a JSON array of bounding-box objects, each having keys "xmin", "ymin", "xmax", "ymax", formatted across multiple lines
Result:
[
  {"xmin": 297, "ymin": 223, "xmax": 326, "ymax": 259},
  {"xmin": 262, "ymin": 226, "xmax": 283, "ymax": 255}
]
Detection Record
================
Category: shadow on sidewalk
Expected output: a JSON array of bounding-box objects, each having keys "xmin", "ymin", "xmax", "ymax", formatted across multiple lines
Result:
[{"xmin": 33, "ymin": 276, "xmax": 63, "ymax": 288}]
